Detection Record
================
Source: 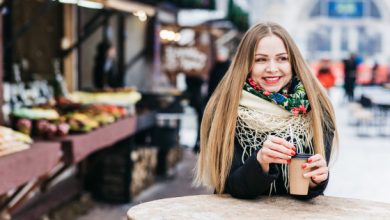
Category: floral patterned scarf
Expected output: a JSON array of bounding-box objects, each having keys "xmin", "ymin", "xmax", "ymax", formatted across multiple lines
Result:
[{"xmin": 244, "ymin": 77, "xmax": 311, "ymax": 116}]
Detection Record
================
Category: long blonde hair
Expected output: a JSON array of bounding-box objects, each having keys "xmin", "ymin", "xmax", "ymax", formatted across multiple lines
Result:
[{"xmin": 194, "ymin": 22, "xmax": 338, "ymax": 194}]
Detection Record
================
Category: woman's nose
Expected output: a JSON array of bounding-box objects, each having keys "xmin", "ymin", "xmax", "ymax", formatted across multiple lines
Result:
[{"xmin": 266, "ymin": 60, "xmax": 278, "ymax": 72}]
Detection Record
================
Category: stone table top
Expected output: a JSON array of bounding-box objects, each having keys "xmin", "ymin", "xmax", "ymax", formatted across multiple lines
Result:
[{"xmin": 127, "ymin": 194, "xmax": 390, "ymax": 220}]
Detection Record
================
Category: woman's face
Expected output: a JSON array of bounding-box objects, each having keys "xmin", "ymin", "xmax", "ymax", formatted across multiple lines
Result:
[{"xmin": 250, "ymin": 35, "xmax": 292, "ymax": 93}]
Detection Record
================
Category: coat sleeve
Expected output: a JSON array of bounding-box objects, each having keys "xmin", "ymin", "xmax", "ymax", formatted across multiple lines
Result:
[
  {"xmin": 292, "ymin": 127, "xmax": 334, "ymax": 200},
  {"xmin": 224, "ymin": 140, "xmax": 279, "ymax": 199}
]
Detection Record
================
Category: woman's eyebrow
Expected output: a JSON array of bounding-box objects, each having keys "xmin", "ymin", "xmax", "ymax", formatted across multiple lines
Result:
[{"xmin": 255, "ymin": 52, "xmax": 287, "ymax": 57}]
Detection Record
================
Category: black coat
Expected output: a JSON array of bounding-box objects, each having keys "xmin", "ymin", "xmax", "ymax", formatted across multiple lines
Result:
[{"xmin": 224, "ymin": 126, "xmax": 333, "ymax": 200}]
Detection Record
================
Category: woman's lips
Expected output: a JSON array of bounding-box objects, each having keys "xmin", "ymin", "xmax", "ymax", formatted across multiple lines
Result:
[{"xmin": 262, "ymin": 76, "xmax": 281, "ymax": 85}]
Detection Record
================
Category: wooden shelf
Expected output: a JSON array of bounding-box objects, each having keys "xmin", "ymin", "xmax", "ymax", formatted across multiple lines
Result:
[
  {"xmin": 0, "ymin": 113, "xmax": 156, "ymax": 196},
  {"xmin": 0, "ymin": 141, "xmax": 62, "ymax": 195}
]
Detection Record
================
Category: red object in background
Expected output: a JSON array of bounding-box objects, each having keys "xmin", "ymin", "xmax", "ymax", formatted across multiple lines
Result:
[
  {"xmin": 311, "ymin": 61, "xmax": 343, "ymax": 86},
  {"xmin": 317, "ymin": 71, "xmax": 336, "ymax": 89},
  {"xmin": 311, "ymin": 61, "xmax": 389, "ymax": 85},
  {"xmin": 314, "ymin": 59, "xmax": 336, "ymax": 89}
]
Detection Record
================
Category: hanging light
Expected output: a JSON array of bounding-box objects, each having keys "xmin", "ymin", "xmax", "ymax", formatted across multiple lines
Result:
[
  {"xmin": 133, "ymin": 11, "xmax": 147, "ymax": 22},
  {"xmin": 160, "ymin": 30, "xmax": 181, "ymax": 42},
  {"xmin": 59, "ymin": 0, "xmax": 78, "ymax": 4},
  {"xmin": 174, "ymin": 33, "xmax": 181, "ymax": 42}
]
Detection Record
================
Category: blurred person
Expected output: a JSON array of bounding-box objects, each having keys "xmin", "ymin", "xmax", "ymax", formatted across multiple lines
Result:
[
  {"xmin": 370, "ymin": 61, "xmax": 379, "ymax": 85},
  {"xmin": 93, "ymin": 39, "xmax": 119, "ymax": 89},
  {"xmin": 185, "ymin": 74, "xmax": 205, "ymax": 153},
  {"xmin": 195, "ymin": 22, "xmax": 338, "ymax": 199},
  {"xmin": 387, "ymin": 65, "xmax": 390, "ymax": 83},
  {"xmin": 316, "ymin": 59, "xmax": 335, "ymax": 93},
  {"xmin": 343, "ymin": 53, "xmax": 358, "ymax": 101},
  {"xmin": 206, "ymin": 46, "xmax": 231, "ymax": 103}
]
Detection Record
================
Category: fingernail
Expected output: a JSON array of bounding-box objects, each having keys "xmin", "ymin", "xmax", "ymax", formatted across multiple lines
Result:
[
  {"xmin": 308, "ymin": 158, "xmax": 312, "ymax": 163},
  {"xmin": 301, "ymin": 164, "xmax": 307, "ymax": 169},
  {"xmin": 303, "ymin": 173, "xmax": 308, "ymax": 178},
  {"xmin": 291, "ymin": 151, "xmax": 296, "ymax": 156},
  {"xmin": 312, "ymin": 176, "xmax": 316, "ymax": 180}
]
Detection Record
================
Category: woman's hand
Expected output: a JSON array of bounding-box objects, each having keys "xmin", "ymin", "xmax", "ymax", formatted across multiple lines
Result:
[
  {"xmin": 302, "ymin": 154, "xmax": 328, "ymax": 187},
  {"xmin": 256, "ymin": 135, "xmax": 296, "ymax": 173}
]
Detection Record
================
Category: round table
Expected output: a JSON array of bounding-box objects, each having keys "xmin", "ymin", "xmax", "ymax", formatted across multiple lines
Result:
[{"xmin": 127, "ymin": 194, "xmax": 390, "ymax": 220}]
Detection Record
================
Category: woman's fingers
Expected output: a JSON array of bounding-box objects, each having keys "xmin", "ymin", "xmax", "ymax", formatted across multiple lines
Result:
[
  {"xmin": 308, "ymin": 154, "xmax": 322, "ymax": 163},
  {"xmin": 258, "ymin": 136, "xmax": 296, "ymax": 166},
  {"xmin": 262, "ymin": 147, "xmax": 292, "ymax": 160},
  {"xmin": 263, "ymin": 139, "xmax": 295, "ymax": 157},
  {"xmin": 260, "ymin": 152, "xmax": 289, "ymax": 164},
  {"xmin": 303, "ymin": 166, "xmax": 328, "ymax": 178},
  {"xmin": 303, "ymin": 159, "xmax": 326, "ymax": 170},
  {"xmin": 298, "ymin": 154, "xmax": 329, "ymax": 184},
  {"xmin": 303, "ymin": 154, "xmax": 326, "ymax": 170},
  {"xmin": 268, "ymin": 135, "xmax": 296, "ymax": 151},
  {"xmin": 311, "ymin": 173, "xmax": 328, "ymax": 183}
]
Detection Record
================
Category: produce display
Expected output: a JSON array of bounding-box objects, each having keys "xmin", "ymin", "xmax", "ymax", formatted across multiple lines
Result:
[
  {"xmin": 10, "ymin": 88, "xmax": 138, "ymax": 138},
  {"xmin": 69, "ymin": 89, "xmax": 141, "ymax": 106},
  {"xmin": 66, "ymin": 112, "xmax": 99, "ymax": 133},
  {"xmin": 36, "ymin": 119, "xmax": 70, "ymax": 138},
  {"xmin": 12, "ymin": 108, "xmax": 60, "ymax": 120},
  {"xmin": 0, "ymin": 126, "xmax": 33, "ymax": 156}
]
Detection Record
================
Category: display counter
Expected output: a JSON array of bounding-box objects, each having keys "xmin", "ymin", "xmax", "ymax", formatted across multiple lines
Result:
[
  {"xmin": 0, "ymin": 113, "xmax": 156, "ymax": 217},
  {"xmin": 0, "ymin": 141, "xmax": 62, "ymax": 195},
  {"xmin": 61, "ymin": 116, "xmax": 137, "ymax": 164},
  {"xmin": 127, "ymin": 194, "xmax": 390, "ymax": 219}
]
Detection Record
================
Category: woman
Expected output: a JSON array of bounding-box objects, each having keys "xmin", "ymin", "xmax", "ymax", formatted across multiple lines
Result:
[{"xmin": 194, "ymin": 22, "xmax": 338, "ymax": 200}]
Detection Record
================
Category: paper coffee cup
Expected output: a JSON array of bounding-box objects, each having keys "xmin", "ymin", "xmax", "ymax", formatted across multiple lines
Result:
[{"xmin": 289, "ymin": 154, "xmax": 312, "ymax": 195}]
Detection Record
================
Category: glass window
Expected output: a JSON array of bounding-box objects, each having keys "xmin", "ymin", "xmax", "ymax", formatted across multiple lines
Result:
[
  {"xmin": 369, "ymin": 0, "xmax": 381, "ymax": 18},
  {"xmin": 310, "ymin": 0, "xmax": 321, "ymax": 17}
]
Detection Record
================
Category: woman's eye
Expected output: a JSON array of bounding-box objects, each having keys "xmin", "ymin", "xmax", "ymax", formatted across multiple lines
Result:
[
  {"xmin": 278, "ymin": 57, "xmax": 289, "ymax": 62},
  {"xmin": 255, "ymin": 58, "xmax": 267, "ymax": 63}
]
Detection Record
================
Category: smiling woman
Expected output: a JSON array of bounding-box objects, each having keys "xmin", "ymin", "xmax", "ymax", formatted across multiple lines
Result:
[{"xmin": 194, "ymin": 21, "xmax": 339, "ymax": 200}]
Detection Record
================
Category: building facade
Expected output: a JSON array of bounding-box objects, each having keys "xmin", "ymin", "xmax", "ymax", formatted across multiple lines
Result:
[{"xmin": 249, "ymin": 0, "xmax": 390, "ymax": 63}]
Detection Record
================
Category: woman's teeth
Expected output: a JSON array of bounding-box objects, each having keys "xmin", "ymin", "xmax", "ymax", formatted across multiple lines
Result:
[{"xmin": 263, "ymin": 77, "xmax": 280, "ymax": 82}]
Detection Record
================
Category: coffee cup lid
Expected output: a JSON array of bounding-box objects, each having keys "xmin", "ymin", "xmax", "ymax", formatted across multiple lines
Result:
[{"xmin": 292, "ymin": 153, "xmax": 312, "ymax": 159}]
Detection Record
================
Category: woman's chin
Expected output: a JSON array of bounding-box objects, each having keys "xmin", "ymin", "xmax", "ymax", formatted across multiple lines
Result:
[{"xmin": 262, "ymin": 86, "xmax": 281, "ymax": 93}]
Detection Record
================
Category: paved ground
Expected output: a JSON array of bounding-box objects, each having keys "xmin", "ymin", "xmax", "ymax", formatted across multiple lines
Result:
[{"xmin": 76, "ymin": 86, "xmax": 390, "ymax": 220}]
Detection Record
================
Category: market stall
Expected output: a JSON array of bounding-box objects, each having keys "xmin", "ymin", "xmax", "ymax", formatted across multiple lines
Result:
[{"xmin": 0, "ymin": 0, "xmax": 190, "ymax": 218}]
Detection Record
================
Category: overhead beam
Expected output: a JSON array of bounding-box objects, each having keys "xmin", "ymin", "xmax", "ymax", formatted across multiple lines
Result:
[{"xmin": 104, "ymin": 0, "xmax": 156, "ymax": 16}]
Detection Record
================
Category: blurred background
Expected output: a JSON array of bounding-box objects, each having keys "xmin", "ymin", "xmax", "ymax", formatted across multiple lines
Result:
[{"xmin": 0, "ymin": 0, "xmax": 389, "ymax": 219}]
